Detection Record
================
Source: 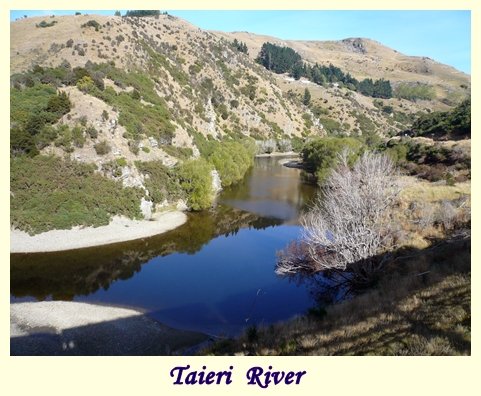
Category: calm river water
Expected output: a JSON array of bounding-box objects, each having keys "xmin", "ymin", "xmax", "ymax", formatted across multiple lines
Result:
[{"xmin": 11, "ymin": 156, "xmax": 317, "ymax": 336}]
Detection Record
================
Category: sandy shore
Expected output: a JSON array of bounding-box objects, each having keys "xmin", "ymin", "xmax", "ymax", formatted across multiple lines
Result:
[
  {"xmin": 10, "ymin": 211, "xmax": 187, "ymax": 253},
  {"xmin": 11, "ymin": 301, "xmax": 207, "ymax": 355}
]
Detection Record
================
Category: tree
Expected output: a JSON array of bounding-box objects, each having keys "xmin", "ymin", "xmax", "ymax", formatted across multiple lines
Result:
[
  {"xmin": 114, "ymin": 11, "xmax": 121, "ymax": 17},
  {"xmin": 276, "ymin": 151, "xmax": 400, "ymax": 288},
  {"xmin": 303, "ymin": 88, "xmax": 311, "ymax": 106}
]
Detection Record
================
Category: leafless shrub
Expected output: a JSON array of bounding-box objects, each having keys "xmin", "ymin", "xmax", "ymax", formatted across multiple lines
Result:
[
  {"xmin": 411, "ymin": 201, "xmax": 436, "ymax": 229},
  {"xmin": 277, "ymin": 151, "xmax": 400, "ymax": 285},
  {"xmin": 435, "ymin": 198, "xmax": 470, "ymax": 232}
]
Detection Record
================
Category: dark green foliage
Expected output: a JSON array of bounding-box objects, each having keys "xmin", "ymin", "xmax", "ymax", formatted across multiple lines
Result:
[
  {"xmin": 11, "ymin": 156, "xmax": 143, "ymax": 234},
  {"xmin": 45, "ymin": 91, "xmax": 71, "ymax": 117},
  {"xmin": 80, "ymin": 63, "xmax": 175, "ymax": 142},
  {"xmin": 81, "ymin": 20, "xmax": 101, "ymax": 31},
  {"xmin": 36, "ymin": 20, "xmax": 57, "ymax": 28},
  {"xmin": 232, "ymin": 39, "xmax": 248, "ymax": 54},
  {"xmin": 256, "ymin": 42, "xmax": 302, "ymax": 74},
  {"xmin": 303, "ymin": 88, "xmax": 311, "ymax": 106},
  {"xmin": 318, "ymin": 117, "xmax": 342, "ymax": 135},
  {"xmin": 10, "ymin": 127, "xmax": 38, "ymax": 157},
  {"xmin": 358, "ymin": 78, "xmax": 392, "ymax": 99},
  {"xmin": 382, "ymin": 105, "xmax": 393, "ymax": 114},
  {"xmin": 301, "ymin": 137, "xmax": 365, "ymax": 183},
  {"xmin": 409, "ymin": 99, "xmax": 470, "ymax": 140},
  {"xmin": 255, "ymin": 42, "xmax": 392, "ymax": 98},
  {"xmin": 136, "ymin": 161, "xmax": 183, "ymax": 204},
  {"xmin": 131, "ymin": 89, "xmax": 141, "ymax": 100},
  {"xmin": 114, "ymin": 11, "xmax": 121, "ymax": 16},
  {"xmin": 124, "ymin": 10, "xmax": 160, "ymax": 17},
  {"xmin": 10, "ymin": 84, "xmax": 72, "ymax": 154},
  {"xmin": 240, "ymin": 83, "xmax": 256, "ymax": 101},
  {"xmin": 34, "ymin": 125, "xmax": 59, "ymax": 149},
  {"xmin": 11, "ymin": 84, "xmax": 57, "ymax": 127},
  {"xmin": 380, "ymin": 138, "xmax": 470, "ymax": 182}
]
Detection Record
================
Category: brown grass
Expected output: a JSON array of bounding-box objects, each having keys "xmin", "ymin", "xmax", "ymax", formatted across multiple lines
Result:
[{"xmin": 204, "ymin": 237, "xmax": 470, "ymax": 356}]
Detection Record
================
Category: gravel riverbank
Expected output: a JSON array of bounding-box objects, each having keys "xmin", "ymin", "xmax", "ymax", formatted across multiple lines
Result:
[{"xmin": 10, "ymin": 211, "xmax": 187, "ymax": 253}]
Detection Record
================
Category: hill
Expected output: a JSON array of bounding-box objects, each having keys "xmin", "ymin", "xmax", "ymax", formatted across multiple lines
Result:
[{"xmin": 10, "ymin": 13, "xmax": 471, "ymax": 234}]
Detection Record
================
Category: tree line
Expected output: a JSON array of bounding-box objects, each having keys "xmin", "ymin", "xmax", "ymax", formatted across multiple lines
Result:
[{"xmin": 256, "ymin": 42, "xmax": 393, "ymax": 99}]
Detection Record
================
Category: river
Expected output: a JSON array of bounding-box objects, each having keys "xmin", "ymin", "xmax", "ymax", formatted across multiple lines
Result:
[{"xmin": 11, "ymin": 156, "xmax": 317, "ymax": 336}]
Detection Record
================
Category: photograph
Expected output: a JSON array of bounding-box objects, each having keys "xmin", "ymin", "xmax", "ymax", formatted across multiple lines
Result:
[{"xmin": 9, "ymin": 9, "xmax": 471, "ymax": 357}]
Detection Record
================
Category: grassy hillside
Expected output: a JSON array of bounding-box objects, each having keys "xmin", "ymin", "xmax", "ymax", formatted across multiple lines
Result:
[{"xmin": 10, "ymin": 13, "xmax": 470, "ymax": 234}]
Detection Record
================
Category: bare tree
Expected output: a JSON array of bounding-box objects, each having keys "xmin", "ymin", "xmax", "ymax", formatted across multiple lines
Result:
[{"xmin": 276, "ymin": 151, "xmax": 400, "ymax": 286}]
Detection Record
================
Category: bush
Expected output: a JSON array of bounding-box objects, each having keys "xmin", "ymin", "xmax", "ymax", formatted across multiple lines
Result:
[
  {"xmin": 207, "ymin": 141, "xmax": 255, "ymax": 187},
  {"xmin": 176, "ymin": 158, "xmax": 213, "ymax": 210},
  {"xmin": 81, "ymin": 20, "xmax": 101, "ymax": 31},
  {"xmin": 301, "ymin": 137, "xmax": 365, "ymax": 183},
  {"xmin": 137, "ymin": 161, "xmax": 183, "ymax": 204},
  {"xmin": 10, "ymin": 155, "xmax": 143, "ymax": 234},
  {"xmin": 94, "ymin": 140, "xmax": 111, "ymax": 155},
  {"xmin": 86, "ymin": 126, "xmax": 98, "ymax": 139},
  {"xmin": 277, "ymin": 152, "xmax": 400, "ymax": 289},
  {"xmin": 36, "ymin": 20, "xmax": 57, "ymax": 28}
]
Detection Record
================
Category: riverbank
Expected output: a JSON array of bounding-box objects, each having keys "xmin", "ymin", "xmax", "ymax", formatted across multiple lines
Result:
[
  {"xmin": 204, "ymin": 237, "xmax": 471, "ymax": 356},
  {"xmin": 11, "ymin": 301, "xmax": 207, "ymax": 355},
  {"xmin": 10, "ymin": 210, "xmax": 187, "ymax": 253},
  {"xmin": 255, "ymin": 151, "xmax": 298, "ymax": 158}
]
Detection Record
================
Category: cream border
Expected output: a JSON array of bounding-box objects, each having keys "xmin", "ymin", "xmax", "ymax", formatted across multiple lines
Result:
[{"xmin": 1, "ymin": 1, "xmax": 477, "ymax": 395}]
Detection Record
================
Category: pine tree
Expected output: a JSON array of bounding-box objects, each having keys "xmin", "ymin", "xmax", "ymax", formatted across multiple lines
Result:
[{"xmin": 303, "ymin": 88, "xmax": 311, "ymax": 106}]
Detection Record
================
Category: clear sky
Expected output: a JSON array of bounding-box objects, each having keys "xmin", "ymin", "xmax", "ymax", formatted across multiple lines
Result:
[{"xmin": 10, "ymin": 10, "xmax": 471, "ymax": 74}]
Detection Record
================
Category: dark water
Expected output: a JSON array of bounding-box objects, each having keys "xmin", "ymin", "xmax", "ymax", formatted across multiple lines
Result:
[{"xmin": 11, "ymin": 156, "xmax": 317, "ymax": 336}]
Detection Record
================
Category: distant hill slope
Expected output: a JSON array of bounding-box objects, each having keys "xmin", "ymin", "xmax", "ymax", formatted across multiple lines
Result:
[{"xmin": 213, "ymin": 32, "xmax": 470, "ymax": 104}]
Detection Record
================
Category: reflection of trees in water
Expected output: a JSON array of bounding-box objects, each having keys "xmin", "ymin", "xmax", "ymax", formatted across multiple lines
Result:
[
  {"xmin": 10, "ymin": 206, "xmax": 282, "ymax": 301},
  {"xmin": 221, "ymin": 157, "xmax": 317, "ymax": 218}
]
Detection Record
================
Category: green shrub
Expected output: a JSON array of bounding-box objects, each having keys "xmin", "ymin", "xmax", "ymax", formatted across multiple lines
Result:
[
  {"xmin": 394, "ymin": 83, "xmax": 435, "ymax": 101},
  {"xmin": 86, "ymin": 126, "xmax": 98, "ymax": 139},
  {"xmin": 162, "ymin": 145, "xmax": 193, "ymax": 161},
  {"xmin": 94, "ymin": 140, "xmax": 111, "ymax": 155},
  {"xmin": 137, "ymin": 161, "xmax": 183, "ymax": 204},
  {"xmin": 203, "ymin": 140, "xmax": 255, "ymax": 187},
  {"xmin": 81, "ymin": 20, "xmax": 101, "ymax": 31},
  {"xmin": 10, "ymin": 155, "xmax": 143, "ymax": 234},
  {"xmin": 72, "ymin": 126, "xmax": 85, "ymax": 148},
  {"xmin": 176, "ymin": 158, "xmax": 213, "ymax": 210},
  {"xmin": 409, "ymin": 99, "xmax": 470, "ymax": 139},
  {"xmin": 10, "ymin": 127, "xmax": 38, "ymax": 157},
  {"xmin": 301, "ymin": 137, "xmax": 365, "ymax": 183},
  {"xmin": 34, "ymin": 125, "xmax": 58, "ymax": 150},
  {"xmin": 36, "ymin": 20, "xmax": 57, "ymax": 28}
]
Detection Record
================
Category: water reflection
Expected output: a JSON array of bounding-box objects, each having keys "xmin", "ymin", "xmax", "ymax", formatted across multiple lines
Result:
[
  {"xmin": 11, "ymin": 206, "xmax": 282, "ymax": 301},
  {"xmin": 221, "ymin": 156, "xmax": 315, "ymax": 221},
  {"xmin": 11, "ymin": 156, "xmax": 318, "ymax": 336}
]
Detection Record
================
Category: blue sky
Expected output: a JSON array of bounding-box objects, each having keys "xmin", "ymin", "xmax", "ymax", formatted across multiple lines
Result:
[{"xmin": 10, "ymin": 10, "xmax": 471, "ymax": 74}]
